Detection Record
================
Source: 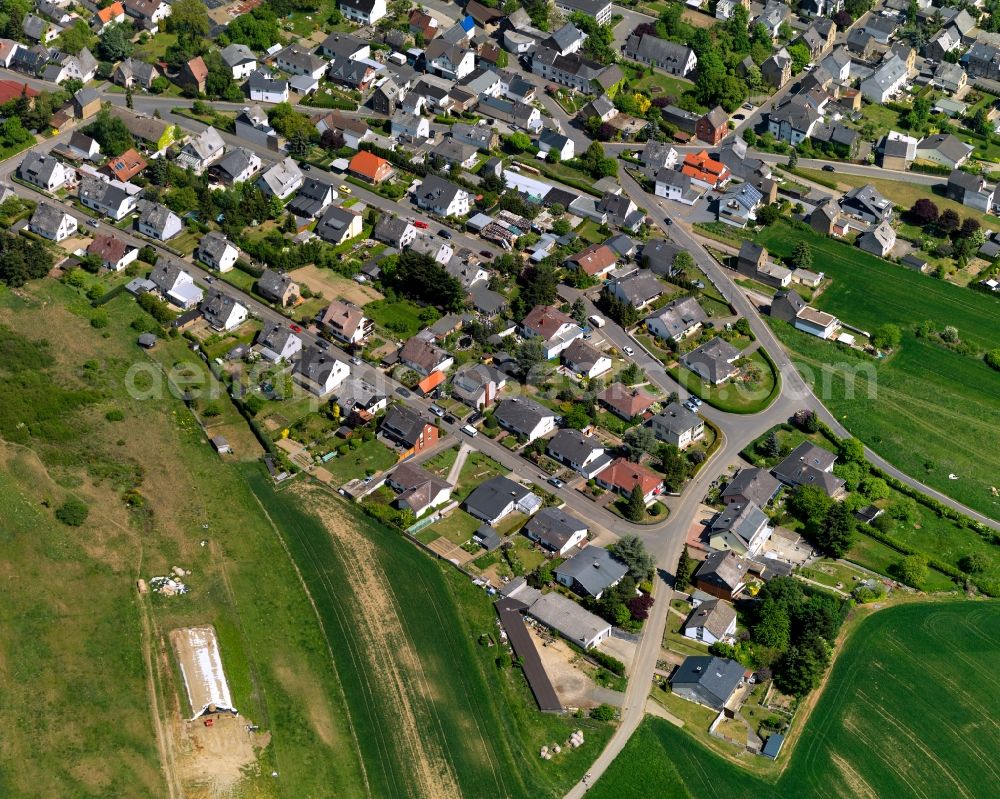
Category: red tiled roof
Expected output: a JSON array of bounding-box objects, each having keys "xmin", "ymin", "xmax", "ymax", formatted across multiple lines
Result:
[
  {"xmin": 348, "ymin": 150, "xmax": 391, "ymax": 181},
  {"xmin": 97, "ymin": 2, "xmax": 125, "ymax": 23},
  {"xmin": 597, "ymin": 457, "xmax": 663, "ymax": 495},
  {"xmin": 417, "ymin": 370, "xmax": 446, "ymax": 395},
  {"xmin": 103, "ymin": 148, "xmax": 147, "ymax": 181},
  {"xmin": 0, "ymin": 80, "xmax": 38, "ymax": 105}
]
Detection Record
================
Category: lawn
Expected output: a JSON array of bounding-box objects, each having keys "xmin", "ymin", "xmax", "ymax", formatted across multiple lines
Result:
[
  {"xmin": 321, "ymin": 438, "xmax": 397, "ymax": 483},
  {"xmin": 631, "ymin": 71, "xmax": 698, "ymax": 104},
  {"xmin": 0, "ymin": 281, "xmax": 370, "ymax": 797},
  {"xmin": 668, "ymin": 349, "xmax": 779, "ymax": 414},
  {"xmin": 431, "ymin": 508, "xmax": 481, "ymax": 545},
  {"xmin": 793, "ymin": 168, "xmax": 1000, "ymax": 233},
  {"xmin": 757, "ymin": 222, "xmax": 1000, "ymax": 521},
  {"xmin": 363, "ymin": 297, "xmax": 438, "ymax": 340},
  {"xmin": 243, "ymin": 475, "xmax": 616, "ymax": 799},
  {"xmin": 591, "ymin": 602, "xmax": 1000, "ymax": 799},
  {"xmin": 455, "ymin": 451, "xmax": 509, "ymax": 500}
]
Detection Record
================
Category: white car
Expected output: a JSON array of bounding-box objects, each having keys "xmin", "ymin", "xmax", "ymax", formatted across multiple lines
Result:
[{"xmin": 623, "ymin": 346, "xmax": 635, "ymax": 357}]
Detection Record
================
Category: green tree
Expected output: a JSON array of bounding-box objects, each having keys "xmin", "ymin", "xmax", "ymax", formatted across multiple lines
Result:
[
  {"xmin": 389, "ymin": 250, "xmax": 464, "ymax": 312},
  {"xmin": 870, "ymin": 323, "xmax": 901, "ymax": 350},
  {"xmin": 55, "ymin": 497, "xmax": 89, "ymax": 526},
  {"xmin": 624, "ymin": 484, "xmax": 647, "ymax": 522},
  {"xmin": 775, "ymin": 633, "xmax": 829, "ymax": 697},
  {"xmin": 787, "ymin": 485, "xmax": 834, "ymax": 533},
  {"xmin": 622, "ymin": 425, "xmax": 657, "ymax": 461},
  {"xmin": 516, "ymin": 336, "xmax": 546, "ymax": 377},
  {"xmin": 658, "ymin": 444, "xmax": 691, "ymax": 492},
  {"xmin": 84, "ymin": 107, "xmax": 134, "ymax": 156},
  {"xmin": 757, "ymin": 204, "xmax": 781, "ymax": 226},
  {"xmin": 59, "ymin": 19, "xmax": 95, "ymax": 55},
  {"xmin": 787, "ymin": 41, "xmax": 811, "ymax": 74},
  {"xmin": 985, "ymin": 349, "xmax": 1000, "ymax": 371},
  {"xmin": 858, "ymin": 476, "xmax": 889, "ymax": 501},
  {"xmin": 753, "ymin": 598, "xmax": 791, "ymax": 651},
  {"xmin": 818, "ymin": 502, "xmax": 856, "ymax": 557},
  {"xmin": 505, "ymin": 131, "xmax": 533, "ymax": 153},
  {"xmin": 959, "ymin": 552, "xmax": 987, "ymax": 574},
  {"xmin": 609, "ymin": 534, "xmax": 655, "ymax": 580},
  {"xmin": 570, "ymin": 297, "xmax": 588, "ymax": 325},
  {"xmin": 792, "ymin": 240, "xmax": 812, "ymax": 270},
  {"xmin": 761, "ymin": 430, "xmax": 780, "ymax": 458},
  {"xmin": 0, "ymin": 230, "xmax": 54, "ymax": 286},
  {"xmin": 838, "ymin": 437, "xmax": 866, "ymax": 463},
  {"xmin": 222, "ymin": 5, "xmax": 280, "ymax": 50},
  {"xmin": 675, "ymin": 544, "xmax": 695, "ymax": 589},
  {"xmin": 897, "ymin": 554, "xmax": 929, "ymax": 587},
  {"xmin": 695, "ymin": 49, "xmax": 726, "ymax": 106},
  {"xmin": 169, "ymin": 0, "xmax": 210, "ymax": 43},
  {"xmin": 788, "ymin": 148, "xmax": 799, "ymax": 169}
]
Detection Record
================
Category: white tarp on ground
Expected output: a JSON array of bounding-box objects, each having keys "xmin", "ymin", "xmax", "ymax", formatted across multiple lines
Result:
[{"xmin": 170, "ymin": 625, "xmax": 237, "ymax": 719}]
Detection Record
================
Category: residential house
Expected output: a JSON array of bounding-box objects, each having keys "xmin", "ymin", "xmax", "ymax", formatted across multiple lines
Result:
[
  {"xmin": 809, "ymin": 198, "xmax": 842, "ymax": 236},
  {"xmin": 562, "ymin": 338, "xmax": 612, "ymax": 379},
  {"xmin": 408, "ymin": 8, "xmax": 438, "ymax": 40},
  {"xmin": 255, "ymin": 320, "xmax": 302, "ymax": 362},
  {"xmin": 967, "ymin": 41, "xmax": 1000, "ymax": 82},
  {"xmin": 694, "ymin": 550, "xmax": 749, "ymax": 600},
  {"xmin": 709, "ymin": 502, "xmax": 772, "ymax": 556},
  {"xmin": 73, "ymin": 87, "xmax": 101, "ymax": 120},
  {"xmin": 655, "ymin": 169, "xmax": 698, "ymax": 204},
  {"xmin": 137, "ymin": 201, "xmax": 183, "ymax": 241},
  {"xmin": 623, "ymin": 34, "xmax": 697, "ymax": 77},
  {"xmin": 175, "ymin": 126, "xmax": 226, "ymax": 174},
  {"xmin": 494, "ymin": 397, "xmax": 557, "ymax": 443},
  {"xmin": 179, "ymin": 56, "xmax": 208, "ymax": 95},
  {"xmin": 671, "ymin": 655, "xmax": 745, "ymax": 710},
  {"xmin": 338, "ymin": 0, "xmax": 387, "ymax": 26},
  {"xmin": 772, "ymin": 441, "xmax": 846, "ymax": 497},
  {"xmin": 257, "ymin": 157, "xmax": 304, "ymax": 200},
  {"xmin": 597, "ymin": 383, "xmax": 656, "ymax": 421},
  {"xmin": 210, "ymin": 148, "xmax": 262, "ymax": 186},
  {"xmin": 314, "ymin": 111, "xmax": 369, "ymax": 149},
  {"xmin": 193, "ymin": 231, "xmax": 238, "ymax": 273},
  {"xmin": 110, "ymin": 108, "xmax": 178, "ymax": 154},
  {"xmin": 464, "ymin": 475, "xmax": 541, "ymax": 526},
  {"xmin": 716, "ymin": 0, "xmax": 749, "ymax": 19},
  {"xmin": 21, "ymin": 14, "xmax": 53, "ymax": 44},
  {"xmin": 425, "ymin": 38, "xmax": 475, "ymax": 81},
  {"xmin": 248, "ymin": 70, "xmax": 289, "ymax": 103},
  {"xmin": 335, "ymin": 377, "xmax": 387, "ymax": 419},
  {"xmin": 124, "ymin": 0, "xmax": 171, "ymax": 31},
  {"xmin": 293, "ymin": 346, "xmax": 351, "ymax": 397},
  {"xmin": 234, "ymin": 105, "xmax": 279, "ymax": 151},
  {"xmin": 859, "ymin": 55, "xmax": 908, "ymax": 104},
  {"xmin": 682, "ymin": 150, "xmax": 731, "ymax": 190},
  {"xmin": 288, "ymin": 177, "xmax": 337, "ymax": 218},
  {"xmin": 546, "ymin": 428, "xmax": 610, "ymax": 479},
  {"xmin": 933, "ymin": 61, "xmax": 967, "ymax": 95},
  {"xmin": 19, "ymin": 152, "xmax": 72, "ymax": 192},
  {"xmin": 77, "ymin": 175, "xmax": 139, "ymax": 220},
  {"xmin": 757, "ymin": 0, "xmax": 789, "ymax": 36},
  {"xmin": 450, "ymin": 363, "xmax": 505, "ymax": 409},
  {"xmin": 387, "ymin": 462, "xmax": 452, "ymax": 518},
  {"xmin": 327, "ymin": 55, "xmax": 378, "ymax": 92},
  {"xmin": 97, "ymin": 149, "xmax": 144, "ymax": 185},
  {"xmin": 915, "ymin": 134, "xmax": 973, "ymax": 169},
  {"xmin": 469, "ymin": 284, "xmax": 508, "ymax": 317},
  {"xmin": 112, "ymin": 57, "xmax": 159, "ymax": 90},
  {"xmin": 761, "ymin": 49, "xmax": 792, "ymax": 88},
  {"xmin": 642, "ymin": 140, "xmax": 678, "ymax": 174},
  {"xmin": 320, "ymin": 32, "xmax": 370, "ymax": 60},
  {"xmin": 877, "ymin": 130, "xmax": 917, "ymax": 171},
  {"xmin": 0, "ymin": 40, "xmax": 18, "ymax": 69},
  {"xmin": 650, "ymin": 403, "xmax": 705, "ymax": 449},
  {"xmin": 29, "ymin": 202, "xmax": 77, "ymax": 241},
  {"xmin": 682, "ymin": 337, "xmax": 741, "ymax": 384},
  {"xmin": 645, "ymin": 295, "xmax": 708, "ymax": 342},
  {"xmin": 11, "ymin": 42, "xmax": 49, "ymax": 74},
  {"xmin": 683, "ymin": 600, "xmax": 737, "ymax": 645},
  {"xmin": 372, "ymin": 214, "xmax": 416, "ymax": 248},
  {"xmin": 840, "ymin": 184, "xmax": 893, "ymax": 224},
  {"xmin": 768, "ymin": 95, "xmax": 823, "ymax": 145},
  {"xmin": 581, "ymin": 95, "xmax": 618, "ymax": 124},
  {"xmin": 820, "ymin": 46, "xmax": 852, "ymax": 82},
  {"xmin": 398, "ymin": 335, "xmax": 453, "ymax": 376},
  {"xmin": 595, "ymin": 458, "xmax": 664, "ymax": 503},
  {"xmin": 431, "ymin": 138, "xmax": 478, "ymax": 169},
  {"xmin": 87, "ymin": 233, "xmax": 137, "ymax": 272},
  {"xmin": 545, "ymin": 22, "xmax": 586, "ymax": 56},
  {"xmin": 797, "ymin": 19, "xmax": 837, "ymax": 60},
  {"xmin": 858, "ymin": 220, "xmax": 896, "ymax": 258},
  {"xmin": 523, "ymin": 507, "xmax": 588, "ymax": 556},
  {"xmin": 315, "ymin": 205, "xmax": 363, "ymax": 245},
  {"xmin": 200, "ymin": 291, "xmax": 249, "ymax": 332},
  {"xmin": 149, "ymin": 261, "xmax": 203, "ymax": 308},
  {"xmin": 526, "ymin": 590, "xmax": 612, "ymax": 650},
  {"xmin": 538, "ymin": 128, "xmax": 574, "ymax": 161},
  {"xmin": 94, "ymin": 2, "xmax": 126, "ymax": 30},
  {"xmin": 256, "ymin": 269, "xmax": 300, "ymax": 307},
  {"xmin": 697, "ymin": 107, "xmax": 729, "ymax": 146},
  {"xmin": 520, "ymin": 304, "xmax": 584, "ymax": 359},
  {"xmin": 408, "ymin": 235, "xmax": 453, "ymax": 265},
  {"xmin": 452, "ymin": 123, "xmax": 497, "ymax": 152},
  {"xmin": 478, "ymin": 95, "xmax": 542, "ymax": 133},
  {"xmin": 276, "ymin": 45, "xmax": 327, "ymax": 80},
  {"xmin": 371, "ymin": 76, "xmax": 403, "ymax": 116},
  {"xmin": 556, "ymin": 547, "xmax": 628, "ymax": 599},
  {"xmin": 736, "ymin": 241, "xmax": 768, "ymax": 278},
  {"xmin": 946, "ymin": 170, "xmax": 995, "ymax": 213},
  {"xmin": 642, "ymin": 239, "xmax": 686, "ymax": 277},
  {"xmin": 565, "ymin": 242, "xmax": 618, "ymax": 279},
  {"xmin": 43, "ymin": 48, "xmax": 98, "ymax": 84},
  {"xmin": 607, "ymin": 271, "xmax": 665, "ymax": 309},
  {"xmin": 862, "ymin": 15, "xmax": 898, "ymax": 45},
  {"xmin": 718, "ymin": 182, "xmax": 763, "ymax": 228},
  {"xmin": 220, "ymin": 44, "xmax": 257, "ymax": 80},
  {"xmin": 722, "ymin": 467, "xmax": 781, "ymax": 507},
  {"xmin": 597, "ymin": 192, "xmax": 643, "ymax": 231},
  {"xmin": 530, "ymin": 46, "xmax": 608, "ymax": 93},
  {"xmin": 415, "ymin": 175, "xmax": 470, "ymax": 217},
  {"xmin": 925, "ymin": 25, "xmax": 962, "ymax": 62}
]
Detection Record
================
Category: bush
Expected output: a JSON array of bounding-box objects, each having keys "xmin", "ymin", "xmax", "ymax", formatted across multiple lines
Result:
[
  {"xmin": 589, "ymin": 650, "xmax": 626, "ymax": 676},
  {"xmin": 590, "ymin": 703, "xmax": 616, "ymax": 721},
  {"xmin": 105, "ymin": 409, "xmax": 125, "ymax": 422},
  {"xmin": 55, "ymin": 497, "xmax": 89, "ymax": 526}
]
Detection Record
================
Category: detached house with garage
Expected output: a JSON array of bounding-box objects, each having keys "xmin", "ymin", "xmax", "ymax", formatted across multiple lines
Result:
[
  {"xmin": 646, "ymin": 295, "xmax": 708, "ymax": 343},
  {"xmin": 709, "ymin": 502, "xmax": 773, "ymax": 556},
  {"xmin": 87, "ymin": 233, "xmax": 138, "ymax": 272},
  {"xmin": 562, "ymin": 338, "xmax": 612, "ymax": 379},
  {"xmin": 651, "ymin": 403, "xmax": 705, "ymax": 449},
  {"xmin": 520, "ymin": 304, "xmax": 584, "ymax": 359},
  {"xmin": 293, "ymin": 346, "xmax": 351, "ymax": 397},
  {"xmin": 201, "ymin": 291, "xmax": 249, "ymax": 332},
  {"xmin": 598, "ymin": 383, "xmax": 656, "ymax": 421},
  {"xmin": 78, "ymin": 176, "xmax": 140, "ymax": 221},
  {"xmin": 137, "ymin": 201, "xmax": 183, "ymax": 241},
  {"xmin": 18, "ymin": 152, "xmax": 70, "ymax": 191},
  {"xmin": 523, "ymin": 507, "xmax": 588, "ymax": 557},
  {"xmin": 595, "ymin": 458, "xmax": 664, "ymax": 504},
  {"xmin": 338, "ymin": 0, "xmax": 386, "ymax": 25},
  {"xmin": 556, "ymin": 547, "xmax": 628, "ymax": 598},
  {"xmin": 671, "ymin": 655, "xmax": 745, "ymax": 711},
  {"xmin": 29, "ymin": 202, "xmax": 77, "ymax": 241},
  {"xmin": 772, "ymin": 441, "xmax": 846, "ymax": 497},
  {"xmin": 694, "ymin": 550, "xmax": 750, "ymax": 600},
  {"xmin": 255, "ymin": 320, "xmax": 302, "ymax": 362},
  {"xmin": 721, "ymin": 467, "xmax": 781, "ymax": 508},
  {"xmin": 684, "ymin": 599, "xmax": 737, "ymax": 646},
  {"xmin": 388, "ymin": 462, "xmax": 453, "ymax": 518},
  {"xmin": 493, "ymin": 397, "xmax": 557, "ymax": 443},
  {"xmin": 257, "ymin": 157, "xmax": 304, "ymax": 200},
  {"xmin": 256, "ymin": 269, "xmax": 300, "ymax": 307},
  {"xmin": 316, "ymin": 299, "xmax": 372, "ymax": 345},
  {"xmin": 547, "ymin": 428, "xmax": 611, "ymax": 479},
  {"xmin": 682, "ymin": 337, "xmax": 741, "ymax": 385},
  {"xmin": 450, "ymin": 364, "xmax": 506, "ymax": 410},
  {"xmin": 465, "ymin": 476, "xmax": 541, "ymax": 526},
  {"xmin": 415, "ymin": 175, "xmax": 470, "ymax": 217},
  {"xmin": 149, "ymin": 261, "xmax": 203, "ymax": 309},
  {"xmin": 399, "ymin": 335, "xmax": 454, "ymax": 376}
]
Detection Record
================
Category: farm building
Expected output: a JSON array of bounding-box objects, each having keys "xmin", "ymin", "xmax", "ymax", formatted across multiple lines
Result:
[{"xmin": 170, "ymin": 626, "xmax": 237, "ymax": 719}]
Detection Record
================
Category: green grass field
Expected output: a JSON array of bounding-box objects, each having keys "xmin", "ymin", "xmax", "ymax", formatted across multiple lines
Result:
[
  {"xmin": 363, "ymin": 297, "xmax": 439, "ymax": 339},
  {"xmin": 243, "ymin": 473, "xmax": 614, "ymax": 799},
  {"xmin": 592, "ymin": 602, "xmax": 1000, "ymax": 799},
  {"xmin": 756, "ymin": 223, "xmax": 1000, "ymax": 520}
]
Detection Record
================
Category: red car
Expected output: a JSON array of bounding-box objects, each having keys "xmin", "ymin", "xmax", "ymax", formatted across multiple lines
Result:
[
  {"xmin": 290, "ymin": 323, "xmax": 302, "ymax": 332},
  {"xmin": 414, "ymin": 220, "xmax": 429, "ymax": 229}
]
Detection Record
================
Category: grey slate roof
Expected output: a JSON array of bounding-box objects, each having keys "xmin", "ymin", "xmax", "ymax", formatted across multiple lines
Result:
[
  {"xmin": 682, "ymin": 337, "xmax": 741, "ymax": 383},
  {"xmin": 710, "ymin": 502, "xmax": 769, "ymax": 548},
  {"xmin": 684, "ymin": 599, "xmax": 737, "ymax": 641},
  {"xmin": 721, "ymin": 467, "xmax": 781, "ymax": 507},
  {"xmin": 671, "ymin": 655, "xmax": 744, "ymax": 707},
  {"xmin": 494, "ymin": 396, "xmax": 554, "ymax": 435},
  {"xmin": 651, "ymin": 402, "xmax": 701, "ymax": 436},
  {"xmin": 465, "ymin": 475, "xmax": 534, "ymax": 521},
  {"xmin": 555, "ymin": 547, "xmax": 628, "ymax": 597},
  {"xmin": 523, "ymin": 506, "xmax": 587, "ymax": 552},
  {"xmin": 547, "ymin": 428, "xmax": 604, "ymax": 465},
  {"xmin": 30, "ymin": 202, "xmax": 68, "ymax": 237}
]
